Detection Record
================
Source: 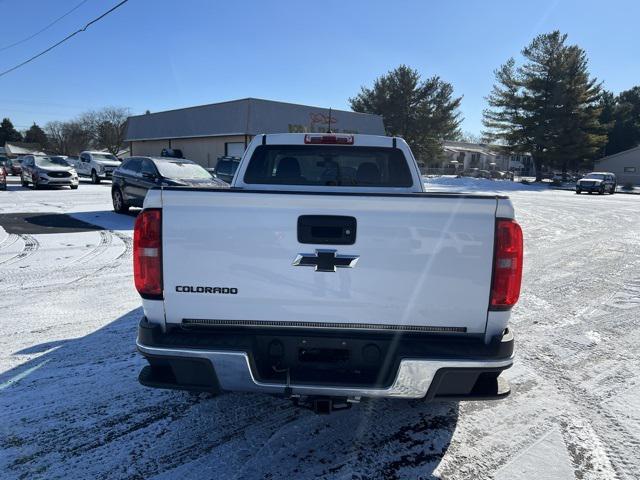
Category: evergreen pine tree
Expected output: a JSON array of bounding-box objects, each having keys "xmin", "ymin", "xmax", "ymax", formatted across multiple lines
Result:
[
  {"xmin": 350, "ymin": 65, "xmax": 462, "ymax": 164},
  {"xmin": 0, "ymin": 118, "xmax": 23, "ymax": 144},
  {"xmin": 483, "ymin": 31, "xmax": 606, "ymax": 180},
  {"xmin": 24, "ymin": 123, "xmax": 49, "ymax": 149}
]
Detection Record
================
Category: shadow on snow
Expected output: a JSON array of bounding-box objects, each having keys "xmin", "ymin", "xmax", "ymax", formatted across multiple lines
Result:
[{"xmin": 1, "ymin": 308, "xmax": 458, "ymax": 480}]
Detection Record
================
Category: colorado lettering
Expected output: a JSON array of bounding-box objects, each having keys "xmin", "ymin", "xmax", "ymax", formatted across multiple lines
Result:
[{"xmin": 175, "ymin": 286, "xmax": 238, "ymax": 294}]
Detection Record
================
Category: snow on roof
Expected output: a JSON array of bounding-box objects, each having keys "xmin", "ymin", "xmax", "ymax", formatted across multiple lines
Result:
[{"xmin": 5, "ymin": 142, "xmax": 46, "ymax": 156}]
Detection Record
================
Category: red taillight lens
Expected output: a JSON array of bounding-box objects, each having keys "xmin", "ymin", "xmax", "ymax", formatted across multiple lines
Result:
[
  {"xmin": 304, "ymin": 134, "xmax": 354, "ymax": 145},
  {"xmin": 133, "ymin": 209, "xmax": 162, "ymax": 298},
  {"xmin": 490, "ymin": 219, "xmax": 523, "ymax": 310}
]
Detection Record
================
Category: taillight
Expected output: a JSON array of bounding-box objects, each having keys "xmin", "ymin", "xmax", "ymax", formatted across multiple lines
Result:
[
  {"xmin": 489, "ymin": 218, "xmax": 523, "ymax": 310},
  {"xmin": 133, "ymin": 209, "xmax": 162, "ymax": 299},
  {"xmin": 304, "ymin": 134, "xmax": 354, "ymax": 145}
]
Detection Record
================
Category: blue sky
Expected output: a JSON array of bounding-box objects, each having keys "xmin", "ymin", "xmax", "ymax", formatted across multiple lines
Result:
[{"xmin": 1, "ymin": 0, "xmax": 638, "ymax": 135}]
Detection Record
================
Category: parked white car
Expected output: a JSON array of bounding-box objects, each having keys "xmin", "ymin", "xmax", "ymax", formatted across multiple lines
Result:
[
  {"xmin": 74, "ymin": 151, "xmax": 121, "ymax": 184},
  {"xmin": 134, "ymin": 133, "xmax": 523, "ymax": 412}
]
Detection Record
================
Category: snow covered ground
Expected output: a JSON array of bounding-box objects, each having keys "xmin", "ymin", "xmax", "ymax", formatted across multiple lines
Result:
[
  {"xmin": 1, "ymin": 179, "xmax": 639, "ymax": 479},
  {"xmin": 423, "ymin": 175, "xmax": 640, "ymax": 195},
  {"xmin": 424, "ymin": 176, "xmax": 550, "ymax": 193}
]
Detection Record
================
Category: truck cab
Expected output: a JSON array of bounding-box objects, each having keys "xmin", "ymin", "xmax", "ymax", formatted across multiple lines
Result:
[
  {"xmin": 134, "ymin": 133, "xmax": 522, "ymax": 410},
  {"xmin": 76, "ymin": 151, "xmax": 121, "ymax": 184}
]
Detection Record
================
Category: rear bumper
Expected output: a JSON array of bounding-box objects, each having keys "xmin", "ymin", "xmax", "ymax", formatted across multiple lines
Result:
[{"xmin": 136, "ymin": 318, "xmax": 514, "ymax": 400}]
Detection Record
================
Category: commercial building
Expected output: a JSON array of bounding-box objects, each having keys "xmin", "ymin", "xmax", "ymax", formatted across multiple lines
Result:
[
  {"xmin": 124, "ymin": 98, "xmax": 385, "ymax": 168},
  {"xmin": 595, "ymin": 145, "xmax": 640, "ymax": 185}
]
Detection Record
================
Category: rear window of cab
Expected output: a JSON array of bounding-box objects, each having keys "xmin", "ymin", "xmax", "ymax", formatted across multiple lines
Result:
[{"xmin": 243, "ymin": 145, "xmax": 413, "ymax": 187}]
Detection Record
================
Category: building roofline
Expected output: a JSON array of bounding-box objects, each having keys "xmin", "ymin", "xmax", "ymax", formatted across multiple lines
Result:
[
  {"xmin": 127, "ymin": 98, "xmax": 250, "ymax": 120},
  {"xmin": 596, "ymin": 144, "xmax": 640, "ymax": 162},
  {"xmin": 125, "ymin": 132, "xmax": 248, "ymax": 142},
  {"xmin": 127, "ymin": 97, "xmax": 382, "ymax": 121}
]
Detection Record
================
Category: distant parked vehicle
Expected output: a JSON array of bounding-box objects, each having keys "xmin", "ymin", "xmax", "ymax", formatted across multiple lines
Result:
[
  {"xmin": 0, "ymin": 164, "xmax": 6, "ymax": 190},
  {"xmin": 211, "ymin": 156, "xmax": 240, "ymax": 183},
  {"xmin": 552, "ymin": 172, "xmax": 580, "ymax": 183},
  {"xmin": 20, "ymin": 155, "xmax": 79, "ymax": 189},
  {"xmin": 461, "ymin": 168, "xmax": 479, "ymax": 177},
  {"xmin": 461, "ymin": 168, "xmax": 492, "ymax": 179},
  {"xmin": 5, "ymin": 157, "xmax": 23, "ymax": 175},
  {"xmin": 576, "ymin": 172, "xmax": 616, "ymax": 195},
  {"xmin": 111, "ymin": 156, "xmax": 228, "ymax": 213},
  {"xmin": 490, "ymin": 170, "xmax": 507, "ymax": 179},
  {"xmin": 75, "ymin": 151, "xmax": 121, "ymax": 184},
  {"xmin": 160, "ymin": 148, "xmax": 184, "ymax": 159}
]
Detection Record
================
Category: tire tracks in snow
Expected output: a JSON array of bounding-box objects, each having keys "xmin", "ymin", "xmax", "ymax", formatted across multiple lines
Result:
[
  {"xmin": 65, "ymin": 230, "xmax": 132, "ymax": 285},
  {"xmin": 1, "ymin": 231, "xmax": 132, "ymax": 292},
  {"xmin": 508, "ymin": 194, "xmax": 640, "ymax": 479},
  {"xmin": 0, "ymin": 234, "xmax": 39, "ymax": 267}
]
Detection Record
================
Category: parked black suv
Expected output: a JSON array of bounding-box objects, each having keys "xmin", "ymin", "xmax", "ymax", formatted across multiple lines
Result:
[
  {"xmin": 111, "ymin": 156, "xmax": 228, "ymax": 213},
  {"xmin": 211, "ymin": 156, "xmax": 240, "ymax": 184},
  {"xmin": 160, "ymin": 148, "xmax": 184, "ymax": 159}
]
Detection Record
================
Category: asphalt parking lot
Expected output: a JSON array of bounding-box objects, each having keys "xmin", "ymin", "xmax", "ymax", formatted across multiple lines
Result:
[{"xmin": 1, "ymin": 176, "xmax": 639, "ymax": 480}]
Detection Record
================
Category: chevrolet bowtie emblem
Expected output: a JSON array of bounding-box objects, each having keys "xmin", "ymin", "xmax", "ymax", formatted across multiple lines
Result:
[{"xmin": 293, "ymin": 249, "xmax": 359, "ymax": 272}]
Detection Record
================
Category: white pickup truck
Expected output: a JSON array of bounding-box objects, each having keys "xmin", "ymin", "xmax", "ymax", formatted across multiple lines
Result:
[
  {"xmin": 134, "ymin": 133, "xmax": 522, "ymax": 411},
  {"xmin": 75, "ymin": 151, "xmax": 121, "ymax": 184}
]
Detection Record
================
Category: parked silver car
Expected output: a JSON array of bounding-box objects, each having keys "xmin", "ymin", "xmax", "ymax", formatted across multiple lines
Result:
[{"xmin": 20, "ymin": 155, "xmax": 79, "ymax": 189}]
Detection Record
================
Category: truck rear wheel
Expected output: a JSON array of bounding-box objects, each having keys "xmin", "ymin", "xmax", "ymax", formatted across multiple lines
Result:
[{"xmin": 91, "ymin": 170, "xmax": 100, "ymax": 184}]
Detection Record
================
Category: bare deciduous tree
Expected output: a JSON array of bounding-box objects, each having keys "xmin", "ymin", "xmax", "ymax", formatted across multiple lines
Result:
[
  {"xmin": 45, "ymin": 121, "xmax": 66, "ymax": 154},
  {"xmin": 94, "ymin": 107, "xmax": 130, "ymax": 155},
  {"xmin": 45, "ymin": 106, "xmax": 130, "ymax": 156},
  {"xmin": 45, "ymin": 120, "xmax": 93, "ymax": 155}
]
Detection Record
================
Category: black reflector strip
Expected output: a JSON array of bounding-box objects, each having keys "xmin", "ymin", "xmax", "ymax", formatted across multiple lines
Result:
[{"xmin": 182, "ymin": 318, "xmax": 467, "ymax": 333}]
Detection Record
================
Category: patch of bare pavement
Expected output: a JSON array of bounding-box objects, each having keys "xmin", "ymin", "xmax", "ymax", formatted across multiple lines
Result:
[{"xmin": 1, "ymin": 184, "xmax": 638, "ymax": 479}]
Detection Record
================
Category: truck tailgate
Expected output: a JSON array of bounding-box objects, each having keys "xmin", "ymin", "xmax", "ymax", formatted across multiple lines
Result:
[{"xmin": 160, "ymin": 190, "xmax": 498, "ymax": 334}]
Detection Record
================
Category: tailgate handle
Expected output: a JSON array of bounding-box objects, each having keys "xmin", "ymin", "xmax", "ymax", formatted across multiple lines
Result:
[{"xmin": 297, "ymin": 215, "xmax": 356, "ymax": 245}]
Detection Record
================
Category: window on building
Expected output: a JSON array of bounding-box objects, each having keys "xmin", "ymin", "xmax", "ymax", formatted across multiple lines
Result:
[{"xmin": 624, "ymin": 167, "xmax": 636, "ymax": 173}]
